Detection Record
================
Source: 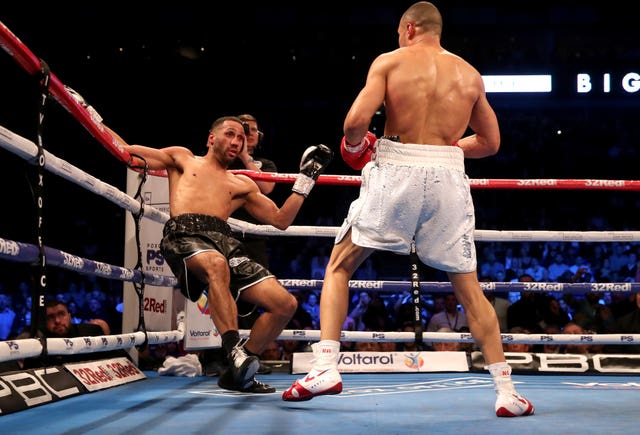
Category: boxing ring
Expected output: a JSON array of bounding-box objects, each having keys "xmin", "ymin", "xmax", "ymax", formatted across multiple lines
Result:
[
  {"xmin": 1, "ymin": 19, "xmax": 640, "ymax": 433},
  {"xmin": 1, "ymin": 371, "xmax": 639, "ymax": 434}
]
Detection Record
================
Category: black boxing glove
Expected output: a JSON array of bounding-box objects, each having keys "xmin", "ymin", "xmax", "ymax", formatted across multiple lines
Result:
[{"xmin": 292, "ymin": 144, "xmax": 333, "ymax": 197}]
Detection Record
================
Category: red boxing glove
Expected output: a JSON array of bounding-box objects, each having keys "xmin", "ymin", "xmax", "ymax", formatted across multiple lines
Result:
[{"xmin": 340, "ymin": 131, "xmax": 377, "ymax": 170}]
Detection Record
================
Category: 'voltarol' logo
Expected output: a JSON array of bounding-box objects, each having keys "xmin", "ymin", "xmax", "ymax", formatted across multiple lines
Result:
[{"xmin": 403, "ymin": 353, "xmax": 424, "ymax": 369}]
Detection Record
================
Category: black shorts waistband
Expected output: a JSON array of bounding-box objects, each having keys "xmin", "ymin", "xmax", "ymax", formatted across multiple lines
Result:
[{"xmin": 163, "ymin": 214, "xmax": 231, "ymax": 237}]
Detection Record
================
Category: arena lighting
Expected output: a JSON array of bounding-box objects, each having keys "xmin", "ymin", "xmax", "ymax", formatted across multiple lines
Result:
[{"xmin": 482, "ymin": 75, "xmax": 552, "ymax": 93}]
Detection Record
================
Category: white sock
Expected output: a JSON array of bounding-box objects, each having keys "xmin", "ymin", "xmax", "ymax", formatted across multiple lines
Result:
[
  {"xmin": 311, "ymin": 340, "xmax": 341, "ymax": 369},
  {"xmin": 487, "ymin": 362, "xmax": 516, "ymax": 395}
]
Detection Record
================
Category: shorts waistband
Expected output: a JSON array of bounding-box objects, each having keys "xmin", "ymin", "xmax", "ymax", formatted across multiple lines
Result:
[
  {"xmin": 375, "ymin": 139, "xmax": 464, "ymax": 171},
  {"xmin": 163, "ymin": 214, "xmax": 231, "ymax": 237}
]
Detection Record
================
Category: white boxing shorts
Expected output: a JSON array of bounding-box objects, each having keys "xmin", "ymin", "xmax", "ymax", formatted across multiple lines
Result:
[{"xmin": 335, "ymin": 138, "xmax": 476, "ymax": 273}]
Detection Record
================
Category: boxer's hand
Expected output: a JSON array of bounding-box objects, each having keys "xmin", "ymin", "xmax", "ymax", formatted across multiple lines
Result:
[
  {"xmin": 64, "ymin": 85, "xmax": 103, "ymax": 123},
  {"xmin": 292, "ymin": 144, "xmax": 333, "ymax": 197},
  {"xmin": 340, "ymin": 131, "xmax": 377, "ymax": 170}
]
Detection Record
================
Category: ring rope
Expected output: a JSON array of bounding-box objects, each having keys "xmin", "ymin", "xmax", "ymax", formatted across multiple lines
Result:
[
  {"xmin": 1, "ymin": 237, "xmax": 638, "ymax": 294},
  {"xmin": 0, "ymin": 124, "xmax": 170, "ymax": 224},
  {"xmin": 248, "ymin": 329, "xmax": 640, "ymax": 345},
  {"xmin": 2, "ymin": 323, "xmax": 635, "ymax": 365},
  {"xmin": 0, "ymin": 321, "xmax": 185, "ymax": 363},
  {"xmin": 0, "ymin": 22, "xmax": 166, "ymax": 177},
  {"xmin": 231, "ymin": 169, "xmax": 640, "ymax": 191}
]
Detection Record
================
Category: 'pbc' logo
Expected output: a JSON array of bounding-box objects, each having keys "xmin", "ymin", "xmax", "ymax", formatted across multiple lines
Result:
[{"xmin": 146, "ymin": 249, "xmax": 165, "ymax": 266}]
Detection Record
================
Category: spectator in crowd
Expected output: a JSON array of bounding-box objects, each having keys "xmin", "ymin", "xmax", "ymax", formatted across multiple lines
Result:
[
  {"xmin": 547, "ymin": 253, "xmax": 571, "ymax": 281},
  {"xmin": 524, "ymin": 258, "xmax": 548, "ymax": 282},
  {"xmin": 432, "ymin": 327, "xmax": 463, "ymax": 352},
  {"xmin": 302, "ymin": 291, "xmax": 320, "ymax": 329},
  {"xmin": 362, "ymin": 294, "xmax": 393, "ymax": 332},
  {"xmin": 341, "ymin": 315, "xmax": 358, "ymax": 351},
  {"xmin": 561, "ymin": 322, "xmax": 593, "ymax": 355},
  {"xmin": 20, "ymin": 299, "xmax": 127, "ymax": 370},
  {"xmin": 67, "ymin": 299, "xmax": 84, "ymax": 324},
  {"xmin": 310, "ymin": 246, "xmax": 330, "ymax": 279},
  {"xmin": 427, "ymin": 293, "xmax": 468, "ymax": 333},
  {"xmin": 619, "ymin": 251, "xmax": 638, "ymax": 281},
  {"xmin": 394, "ymin": 299, "xmax": 420, "ymax": 331},
  {"xmin": 354, "ymin": 335, "xmax": 381, "ymax": 352},
  {"xmin": 507, "ymin": 274, "xmax": 545, "ymax": 333},
  {"xmin": 484, "ymin": 290, "xmax": 511, "ymax": 333},
  {"xmin": 290, "ymin": 292, "xmax": 315, "ymax": 331},
  {"xmin": 349, "ymin": 292, "xmax": 371, "ymax": 331},
  {"xmin": 479, "ymin": 249, "xmax": 506, "ymax": 281},
  {"xmin": 83, "ymin": 297, "xmax": 107, "ymax": 321},
  {"xmin": 592, "ymin": 303, "xmax": 616, "ymax": 334},
  {"xmin": 288, "ymin": 252, "xmax": 310, "ymax": 278},
  {"xmin": 542, "ymin": 325, "xmax": 561, "ymax": 354},
  {"xmin": 503, "ymin": 246, "xmax": 521, "ymax": 280},
  {"xmin": 281, "ymin": 336, "xmax": 311, "ymax": 362},
  {"xmin": 607, "ymin": 244, "xmax": 629, "ymax": 276},
  {"xmin": 87, "ymin": 317, "xmax": 111, "ymax": 335},
  {"xmin": 541, "ymin": 297, "xmax": 571, "ymax": 331},
  {"xmin": 569, "ymin": 256, "xmax": 595, "ymax": 283},
  {"xmin": 503, "ymin": 326, "xmax": 534, "ymax": 353},
  {"xmin": 397, "ymin": 321, "xmax": 422, "ymax": 352},
  {"xmin": 568, "ymin": 293, "xmax": 603, "ymax": 332},
  {"xmin": 609, "ymin": 291, "xmax": 637, "ymax": 319},
  {"xmin": 605, "ymin": 292, "xmax": 640, "ymax": 354},
  {"xmin": 0, "ymin": 292, "xmax": 16, "ymax": 340}
]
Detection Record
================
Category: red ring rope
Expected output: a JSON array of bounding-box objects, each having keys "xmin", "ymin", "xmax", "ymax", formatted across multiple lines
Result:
[{"xmin": 232, "ymin": 170, "xmax": 640, "ymax": 191}]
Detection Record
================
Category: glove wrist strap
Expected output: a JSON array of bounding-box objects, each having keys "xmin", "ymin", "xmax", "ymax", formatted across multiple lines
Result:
[
  {"xmin": 292, "ymin": 174, "xmax": 315, "ymax": 197},
  {"xmin": 343, "ymin": 139, "xmax": 366, "ymax": 154}
]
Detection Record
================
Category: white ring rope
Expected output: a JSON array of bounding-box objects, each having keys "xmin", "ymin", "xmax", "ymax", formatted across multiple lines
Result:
[
  {"xmin": 0, "ymin": 124, "xmax": 169, "ymax": 225},
  {"xmin": 2, "ymin": 322, "xmax": 637, "ymax": 364},
  {"xmin": 0, "ymin": 317, "xmax": 185, "ymax": 363},
  {"xmin": 244, "ymin": 329, "xmax": 640, "ymax": 346}
]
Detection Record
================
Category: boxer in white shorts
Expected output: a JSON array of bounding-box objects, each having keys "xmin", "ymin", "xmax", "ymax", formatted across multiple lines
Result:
[
  {"xmin": 283, "ymin": 2, "xmax": 533, "ymax": 417},
  {"xmin": 336, "ymin": 138, "xmax": 476, "ymax": 273}
]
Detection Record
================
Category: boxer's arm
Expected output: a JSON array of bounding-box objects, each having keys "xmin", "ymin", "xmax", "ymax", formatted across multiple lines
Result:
[
  {"xmin": 343, "ymin": 53, "xmax": 388, "ymax": 144},
  {"xmin": 237, "ymin": 146, "xmax": 275, "ymax": 194},
  {"xmin": 457, "ymin": 80, "xmax": 500, "ymax": 158},
  {"xmin": 101, "ymin": 124, "xmax": 177, "ymax": 170},
  {"xmin": 244, "ymin": 145, "xmax": 333, "ymax": 229}
]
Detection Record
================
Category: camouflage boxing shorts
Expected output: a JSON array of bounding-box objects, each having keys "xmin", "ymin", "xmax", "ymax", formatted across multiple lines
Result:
[{"xmin": 161, "ymin": 213, "xmax": 274, "ymax": 302}]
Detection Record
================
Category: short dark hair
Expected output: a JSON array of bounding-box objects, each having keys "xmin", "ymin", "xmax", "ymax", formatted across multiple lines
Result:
[
  {"xmin": 209, "ymin": 115, "xmax": 245, "ymax": 133},
  {"xmin": 237, "ymin": 113, "xmax": 258, "ymax": 124},
  {"xmin": 45, "ymin": 299, "xmax": 67, "ymax": 310}
]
